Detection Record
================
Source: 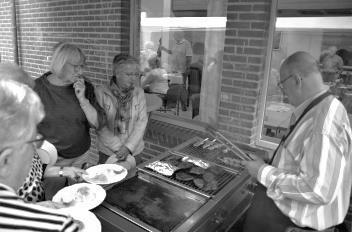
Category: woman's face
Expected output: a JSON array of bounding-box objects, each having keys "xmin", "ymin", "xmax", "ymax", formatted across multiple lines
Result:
[
  {"xmin": 115, "ymin": 63, "xmax": 140, "ymax": 93},
  {"xmin": 59, "ymin": 58, "xmax": 85, "ymax": 85}
]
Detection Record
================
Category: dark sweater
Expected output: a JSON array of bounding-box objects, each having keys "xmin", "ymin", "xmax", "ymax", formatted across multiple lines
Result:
[{"xmin": 34, "ymin": 72, "xmax": 91, "ymax": 159}]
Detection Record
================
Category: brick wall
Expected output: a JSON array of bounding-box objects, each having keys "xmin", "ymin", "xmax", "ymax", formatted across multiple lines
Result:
[
  {"xmin": 0, "ymin": 0, "xmax": 131, "ymax": 163},
  {"xmin": 219, "ymin": 0, "xmax": 271, "ymax": 145},
  {"xmin": 0, "ymin": 1, "xmax": 13, "ymax": 62},
  {"xmin": 0, "ymin": 0, "xmax": 130, "ymax": 82}
]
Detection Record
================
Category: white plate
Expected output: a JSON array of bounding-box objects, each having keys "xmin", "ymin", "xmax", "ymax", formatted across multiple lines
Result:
[
  {"xmin": 82, "ymin": 164, "xmax": 128, "ymax": 185},
  {"xmin": 52, "ymin": 183, "xmax": 106, "ymax": 210},
  {"xmin": 58, "ymin": 208, "xmax": 101, "ymax": 232}
]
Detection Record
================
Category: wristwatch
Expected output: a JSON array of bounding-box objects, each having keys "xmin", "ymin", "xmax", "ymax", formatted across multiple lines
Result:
[{"xmin": 59, "ymin": 167, "xmax": 64, "ymax": 177}]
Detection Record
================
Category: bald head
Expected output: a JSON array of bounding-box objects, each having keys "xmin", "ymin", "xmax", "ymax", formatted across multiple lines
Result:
[
  {"xmin": 281, "ymin": 51, "xmax": 321, "ymax": 80},
  {"xmin": 279, "ymin": 51, "xmax": 327, "ymax": 106},
  {"xmin": 0, "ymin": 63, "xmax": 34, "ymax": 88}
]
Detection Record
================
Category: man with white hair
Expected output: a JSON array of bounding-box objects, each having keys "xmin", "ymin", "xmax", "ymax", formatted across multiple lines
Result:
[{"xmin": 0, "ymin": 79, "xmax": 81, "ymax": 231}]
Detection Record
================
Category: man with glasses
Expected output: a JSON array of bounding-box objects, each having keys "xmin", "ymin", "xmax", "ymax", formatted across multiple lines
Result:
[
  {"xmin": 241, "ymin": 51, "xmax": 352, "ymax": 232},
  {"xmin": 0, "ymin": 79, "xmax": 81, "ymax": 231}
]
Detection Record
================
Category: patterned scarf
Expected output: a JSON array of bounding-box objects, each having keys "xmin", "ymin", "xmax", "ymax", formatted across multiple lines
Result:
[{"xmin": 110, "ymin": 76, "xmax": 133, "ymax": 134}]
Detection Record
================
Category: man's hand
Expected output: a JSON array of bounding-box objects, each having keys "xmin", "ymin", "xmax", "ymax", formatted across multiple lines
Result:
[
  {"xmin": 240, "ymin": 154, "xmax": 265, "ymax": 179},
  {"xmin": 73, "ymin": 77, "xmax": 86, "ymax": 103}
]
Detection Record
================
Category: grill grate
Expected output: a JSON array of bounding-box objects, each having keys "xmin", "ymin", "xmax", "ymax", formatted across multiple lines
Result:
[
  {"xmin": 176, "ymin": 139, "xmax": 245, "ymax": 172},
  {"xmin": 145, "ymin": 119, "xmax": 207, "ymax": 148},
  {"xmin": 142, "ymin": 153, "xmax": 238, "ymax": 196}
]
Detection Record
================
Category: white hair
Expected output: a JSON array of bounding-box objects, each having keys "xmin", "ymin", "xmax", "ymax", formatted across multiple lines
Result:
[
  {"xmin": 0, "ymin": 63, "xmax": 35, "ymax": 88},
  {"xmin": 0, "ymin": 80, "xmax": 44, "ymax": 149}
]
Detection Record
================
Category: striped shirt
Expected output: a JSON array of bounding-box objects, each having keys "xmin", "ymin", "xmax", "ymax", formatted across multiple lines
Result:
[
  {"xmin": 0, "ymin": 184, "xmax": 80, "ymax": 231},
  {"xmin": 258, "ymin": 91, "xmax": 352, "ymax": 230}
]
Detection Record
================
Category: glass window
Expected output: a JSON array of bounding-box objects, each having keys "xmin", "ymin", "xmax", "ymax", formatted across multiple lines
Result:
[
  {"xmin": 259, "ymin": 0, "xmax": 352, "ymax": 147},
  {"xmin": 139, "ymin": 0, "xmax": 227, "ymax": 123}
]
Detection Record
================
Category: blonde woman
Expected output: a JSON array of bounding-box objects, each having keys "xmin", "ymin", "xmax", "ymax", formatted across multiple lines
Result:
[{"xmin": 34, "ymin": 42, "xmax": 105, "ymax": 197}]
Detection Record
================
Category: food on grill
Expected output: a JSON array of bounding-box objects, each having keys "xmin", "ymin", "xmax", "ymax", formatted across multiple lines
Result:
[
  {"xmin": 193, "ymin": 178, "xmax": 205, "ymax": 189},
  {"xmin": 164, "ymin": 157, "xmax": 182, "ymax": 167},
  {"xmin": 207, "ymin": 143, "xmax": 223, "ymax": 150},
  {"xmin": 146, "ymin": 161, "xmax": 178, "ymax": 176},
  {"xmin": 202, "ymin": 172, "xmax": 216, "ymax": 182},
  {"xmin": 203, "ymin": 180, "xmax": 218, "ymax": 191},
  {"xmin": 181, "ymin": 157, "xmax": 210, "ymax": 169},
  {"xmin": 177, "ymin": 161, "xmax": 193, "ymax": 170},
  {"xmin": 193, "ymin": 138, "xmax": 209, "ymax": 147},
  {"xmin": 202, "ymin": 139, "xmax": 216, "ymax": 149},
  {"xmin": 175, "ymin": 171, "xmax": 194, "ymax": 182},
  {"xmin": 189, "ymin": 166, "xmax": 205, "ymax": 175},
  {"xmin": 207, "ymin": 166, "xmax": 223, "ymax": 175}
]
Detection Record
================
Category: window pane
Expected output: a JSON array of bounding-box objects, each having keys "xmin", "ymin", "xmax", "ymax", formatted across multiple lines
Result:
[
  {"xmin": 262, "ymin": 4, "xmax": 352, "ymax": 144},
  {"xmin": 140, "ymin": 0, "xmax": 227, "ymax": 123}
]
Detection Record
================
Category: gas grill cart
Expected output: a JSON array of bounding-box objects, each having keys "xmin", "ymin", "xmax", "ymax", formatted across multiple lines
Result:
[{"xmin": 93, "ymin": 135, "xmax": 263, "ymax": 232}]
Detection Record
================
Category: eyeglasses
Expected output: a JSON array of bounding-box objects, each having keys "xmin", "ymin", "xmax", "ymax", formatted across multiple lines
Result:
[
  {"xmin": 121, "ymin": 72, "xmax": 141, "ymax": 78},
  {"xmin": 277, "ymin": 74, "xmax": 294, "ymax": 89},
  {"xmin": 27, "ymin": 134, "xmax": 45, "ymax": 149},
  {"xmin": 0, "ymin": 134, "xmax": 45, "ymax": 154}
]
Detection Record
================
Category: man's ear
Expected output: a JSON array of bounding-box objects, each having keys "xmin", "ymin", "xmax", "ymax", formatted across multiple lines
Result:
[
  {"xmin": 294, "ymin": 73, "xmax": 303, "ymax": 86},
  {"xmin": 0, "ymin": 149, "xmax": 14, "ymax": 177}
]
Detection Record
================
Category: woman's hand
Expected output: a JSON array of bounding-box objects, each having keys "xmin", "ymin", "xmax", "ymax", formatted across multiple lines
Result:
[
  {"xmin": 73, "ymin": 77, "xmax": 86, "ymax": 103},
  {"xmin": 61, "ymin": 166, "xmax": 87, "ymax": 181},
  {"xmin": 36, "ymin": 200, "xmax": 66, "ymax": 209},
  {"xmin": 114, "ymin": 146, "xmax": 130, "ymax": 161}
]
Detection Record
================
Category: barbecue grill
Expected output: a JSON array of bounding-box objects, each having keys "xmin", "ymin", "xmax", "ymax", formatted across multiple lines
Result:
[{"xmin": 93, "ymin": 136, "xmax": 257, "ymax": 232}]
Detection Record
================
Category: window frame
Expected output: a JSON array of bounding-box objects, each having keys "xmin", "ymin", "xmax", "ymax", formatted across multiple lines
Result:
[
  {"xmin": 255, "ymin": 0, "xmax": 352, "ymax": 149},
  {"xmin": 256, "ymin": 0, "xmax": 279, "ymax": 150}
]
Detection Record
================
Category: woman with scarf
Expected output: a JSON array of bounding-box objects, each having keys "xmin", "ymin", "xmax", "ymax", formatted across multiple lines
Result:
[{"xmin": 94, "ymin": 54, "xmax": 148, "ymax": 172}]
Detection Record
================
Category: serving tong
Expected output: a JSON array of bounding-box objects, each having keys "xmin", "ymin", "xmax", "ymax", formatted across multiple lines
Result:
[{"xmin": 204, "ymin": 126, "xmax": 254, "ymax": 161}]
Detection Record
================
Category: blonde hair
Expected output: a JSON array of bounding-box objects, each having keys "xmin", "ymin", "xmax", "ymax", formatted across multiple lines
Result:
[
  {"xmin": 50, "ymin": 42, "xmax": 86, "ymax": 75},
  {"xmin": 0, "ymin": 80, "xmax": 44, "ymax": 149}
]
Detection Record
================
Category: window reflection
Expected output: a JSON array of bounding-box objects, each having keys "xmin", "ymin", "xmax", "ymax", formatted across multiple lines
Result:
[
  {"xmin": 262, "ymin": 5, "xmax": 352, "ymax": 144},
  {"xmin": 140, "ymin": 0, "xmax": 227, "ymax": 122}
]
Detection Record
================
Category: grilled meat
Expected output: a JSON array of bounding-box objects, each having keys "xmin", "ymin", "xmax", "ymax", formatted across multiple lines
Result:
[
  {"xmin": 193, "ymin": 178, "xmax": 205, "ymax": 189},
  {"xmin": 175, "ymin": 171, "xmax": 194, "ymax": 182},
  {"xmin": 203, "ymin": 180, "xmax": 218, "ymax": 191},
  {"xmin": 177, "ymin": 161, "xmax": 194, "ymax": 170},
  {"xmin": 189, "ymin": 166, "xmax": 205, "ymax": 175},
  {"xmin": 202, "ymin": 172, "xmax": 216, "ymax": 182}
]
